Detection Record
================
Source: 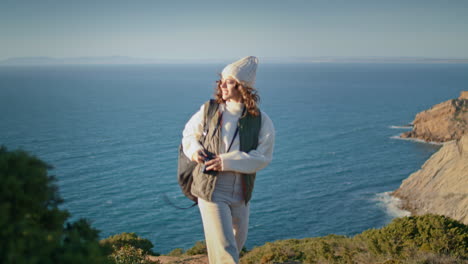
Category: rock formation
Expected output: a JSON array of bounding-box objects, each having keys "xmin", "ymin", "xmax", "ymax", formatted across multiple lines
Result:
[
  {"xmin": 392, "ymin": 134, "xmax": 468, "ymax": 224},
  {"xmin": 400, "ymin": 91, "xmax": 468, "ymax": 143}
]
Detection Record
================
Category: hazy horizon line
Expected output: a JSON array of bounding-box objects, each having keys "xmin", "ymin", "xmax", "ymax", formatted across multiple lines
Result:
[{"xmin": 2, "ymin": 55, "xmax": 468, "ymax": 65}]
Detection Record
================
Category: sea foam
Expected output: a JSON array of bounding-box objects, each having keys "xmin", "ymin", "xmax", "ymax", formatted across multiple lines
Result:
[
  {"xmin": 389, "ymin": 125, "xmax": 413, "ymax": 129},
  {"xmin": 374, "ymin": 191, "xmax": 411, "ymax": 218}
]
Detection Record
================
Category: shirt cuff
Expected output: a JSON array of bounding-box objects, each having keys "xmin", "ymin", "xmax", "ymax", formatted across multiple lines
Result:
[{"xmin": 218, "ymin": 152, "xmax": 234, "ymax": 172}]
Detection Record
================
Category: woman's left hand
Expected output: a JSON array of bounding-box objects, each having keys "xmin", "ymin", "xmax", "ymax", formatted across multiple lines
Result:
[{"xmin": 204, "ymin": 156, "xmax": 222, "ymax": 171}]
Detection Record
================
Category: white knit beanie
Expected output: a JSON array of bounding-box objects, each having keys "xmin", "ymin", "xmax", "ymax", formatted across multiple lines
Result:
[{"xmin": 221, "ymin": 56, "xmax": 258, "ymax": 88}]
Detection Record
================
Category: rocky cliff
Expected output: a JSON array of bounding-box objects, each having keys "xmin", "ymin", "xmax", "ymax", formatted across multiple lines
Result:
[
  {"xmin": 400, "ymin": 91, "xmax": 468, "ymax": 143},
  {"xmin": 392, "ymin": 134, "xmax": 468, "ymax": 224}
]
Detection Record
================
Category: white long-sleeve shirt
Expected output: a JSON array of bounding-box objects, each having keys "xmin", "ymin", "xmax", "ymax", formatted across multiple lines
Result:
[{"xmin": 182, "ymin": 101, "xmax": 275, "ymax": 174}]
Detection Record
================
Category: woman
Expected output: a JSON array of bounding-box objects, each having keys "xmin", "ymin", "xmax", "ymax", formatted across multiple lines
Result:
[{"xmin": 182, "ymin": 56, "xmax": 275, "ymax": 263}]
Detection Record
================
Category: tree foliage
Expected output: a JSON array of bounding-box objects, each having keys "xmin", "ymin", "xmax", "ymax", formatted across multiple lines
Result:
[{"xmin": 0, "ymin": 146, "xmax": 111, "ymax": 264}]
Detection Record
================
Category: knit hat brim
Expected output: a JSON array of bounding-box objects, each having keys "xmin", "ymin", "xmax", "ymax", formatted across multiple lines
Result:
[{"xmin": 221, "ymin": 56, "xmax": 258, "ymax": 88}]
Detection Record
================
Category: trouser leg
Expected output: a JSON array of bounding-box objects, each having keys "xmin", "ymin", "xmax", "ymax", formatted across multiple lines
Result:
[
  {"xmin": 198, "ymin": 198, "xmax": 239, "ymax": 264},
  {"xmin": 231, "ymin": 201, "xmax": 250, "ymax": 253}
]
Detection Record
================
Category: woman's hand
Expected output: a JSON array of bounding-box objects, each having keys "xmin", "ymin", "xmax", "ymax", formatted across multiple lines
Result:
[
  {"xmin": 192, "ymin": 149, "xmax": 208, "ymax": 164},
  {"xmin": 204, "ymin": 156, "xmax": 222, "ymax": 171}
]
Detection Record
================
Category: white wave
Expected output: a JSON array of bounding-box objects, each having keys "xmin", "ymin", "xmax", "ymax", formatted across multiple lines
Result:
[
  {"xmin": 389, "ymin": 125, "xmax": 413, "ymax": 129},
  {"xmin": 374, "ymin": 191, "xmax": 411, "ymax": 218},
  {"xmin": 390, "ymin": 135, "xmax": 446, "ymax": 145}
]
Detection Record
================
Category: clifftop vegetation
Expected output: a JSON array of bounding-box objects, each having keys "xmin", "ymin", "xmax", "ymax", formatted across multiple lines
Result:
[{"xmin": 1, "ymin": 146, "xmax": 467, "ymax": 264}]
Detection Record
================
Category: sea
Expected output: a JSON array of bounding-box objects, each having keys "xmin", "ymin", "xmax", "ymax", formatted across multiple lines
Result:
[{"xmin": 1, "ymin": 63, "xmax": 467, "ymax": 254}]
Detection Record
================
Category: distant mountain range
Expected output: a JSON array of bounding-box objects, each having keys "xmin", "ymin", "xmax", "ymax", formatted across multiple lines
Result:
[{"xmin": 1, "ymin": 56, "xmax": 467, "ymax": 65}]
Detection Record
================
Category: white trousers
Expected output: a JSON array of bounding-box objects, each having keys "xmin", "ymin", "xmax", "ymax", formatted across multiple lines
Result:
[{"xmin": 198, "ymin": 197, "xmax": 250, "ymax": 264}]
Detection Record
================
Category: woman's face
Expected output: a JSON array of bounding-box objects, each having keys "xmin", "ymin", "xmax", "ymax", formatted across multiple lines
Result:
[{"xmin": 220, "ymin": 77, "xmax": 242, "ymax": 103}]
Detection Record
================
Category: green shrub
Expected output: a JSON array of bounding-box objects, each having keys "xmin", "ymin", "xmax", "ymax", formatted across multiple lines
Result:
[
  {"xmin": 356, "ymin": 214, "xmax": 468, "ymax": 259},
  {"xmin": 240, "ymin": 246, "xmax": 249, "ymax": 257},
  {"xmin": 167, "ymin": 248, "xmax": 184, "ymax": 257},
  {"xmin": 109, "ymin": 244, "xmax": 160, "ymax": 264},
  {"xmin": 101, "ymin": 232, "xmax": 157, "ymax": 256},
  {"xmin": 0, "ymin": 146, "xmax": 110, "ymax": 264},
  {"xmin": 241, "ymin": 235, "xmax": 354, "ymax": 264},
  {"xmin": 241, "ymin": 215, "xmax": 468, "ymax": 264},
  {"xmin": 185, "ymin": 240, "xmax": 207, "ymax": 255}
]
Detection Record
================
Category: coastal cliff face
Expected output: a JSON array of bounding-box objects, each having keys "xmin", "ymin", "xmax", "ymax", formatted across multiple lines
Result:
[
  {"xmin": 400, "ymin": 91, "xmax": 468, "ymax": 143},
  {"xmin": 392, "ymin": 134, "xmax": 468, "ymax": 224}
]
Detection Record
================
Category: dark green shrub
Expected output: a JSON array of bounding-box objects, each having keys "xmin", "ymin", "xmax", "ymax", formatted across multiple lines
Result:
[
  {"xmin": 241, "ymin": 235, "xmax": 353, "ymax": 264},
  {"xmin": 167, "ymin": 243, "xmax": 245, "ymax": 258},
  {"xmin": 167, "ymin": 248, "xmax": 184, "ymax": 257},
  {"xmin": 53, "ymin": 218, "xmax": 113, "ymax": 264},
  {"xmin": 109, "ymin": 244, "xmax": 160, "ymax": 264},
  {"xmin": 185, "ymin": 240, "xmax": 207, "ymax": 255},
  {"xmin": 356, "ymin": 214, "xmax": 468, "ymax": 259},
  {"xmin": 241, "ymin": 215, "xmax": 468, "ymax": 264},
  {"xmin": 239, "ymin": 246, "xmax": 249, "ymax": 257},
  {"xmin": 0, "ymin": 146, "xmax": 110, "ymax": 264},
  {"xmin": 100, "ymin": 232, "xmax": 157, "ymax": 256}
]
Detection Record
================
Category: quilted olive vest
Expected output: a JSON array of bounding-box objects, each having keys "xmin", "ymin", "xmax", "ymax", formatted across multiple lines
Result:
[{"xmin": 190, "ymin": 100, "xmax": 262, "ymax": 203}]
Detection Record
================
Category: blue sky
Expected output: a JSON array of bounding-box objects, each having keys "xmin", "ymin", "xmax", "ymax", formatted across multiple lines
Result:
[{"xmin": 1, "ymin": 0, "xmax": 468, "ymax": 61}]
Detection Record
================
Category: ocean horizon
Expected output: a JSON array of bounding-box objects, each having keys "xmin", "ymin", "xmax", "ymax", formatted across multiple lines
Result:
[
  {"xmin": 2, "ymin": 55, "xmax": 468, "ymax": 66},
  {"xmin": 1, "ymin": 63, "xmax": 467, "ymax": 253}
]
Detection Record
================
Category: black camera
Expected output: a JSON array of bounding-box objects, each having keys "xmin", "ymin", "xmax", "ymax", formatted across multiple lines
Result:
[{"xmin": 202, "ymin": 151, "xmax": 216, "ymax": 174}]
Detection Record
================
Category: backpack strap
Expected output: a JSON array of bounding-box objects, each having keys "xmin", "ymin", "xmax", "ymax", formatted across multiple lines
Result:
[{"xmin": 200, "ymin": 99, "xmax": 220, "ymax": 142}]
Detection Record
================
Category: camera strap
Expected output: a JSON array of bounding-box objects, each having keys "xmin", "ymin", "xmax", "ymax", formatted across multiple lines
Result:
[{"xmin": 227, "ymin": 126, "xmax": 239, "ymax": 153}]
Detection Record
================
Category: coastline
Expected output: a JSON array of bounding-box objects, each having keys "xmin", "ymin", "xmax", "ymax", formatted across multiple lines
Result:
[
  {"xmin": 374, "ymin": 191, "xmax": 411, "ymax": 218},
  {"xmin": 388, "ymin": 124, "xmax": 447, "ymax": 145},
  {"xmin": 391, "ymin": 135, "xmax": 468, "ymax": 225},
  {"xmin": 388, "ymin": 92, "xmax": 468, "ymax": 225},
  {"xmin": 390, "ymin": 134, "xmax": 447, "ymax": 146}
]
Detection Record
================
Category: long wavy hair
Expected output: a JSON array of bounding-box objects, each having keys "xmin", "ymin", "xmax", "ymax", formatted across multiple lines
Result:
[{"xmin": 214, "ymin": 76, "xmax": 260, "ymax": 117}]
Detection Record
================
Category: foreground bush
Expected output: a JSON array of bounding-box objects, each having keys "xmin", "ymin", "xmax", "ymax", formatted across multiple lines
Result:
[
  {"xmin": 100, "ymin": 232, "xmax": 157, "ymax": 256},
  {"xmin": 0, "ymin": 146, "xmax": 111, "ymax": 264},
  {"xmin": 167, "ymin": 248, "xmax": 185, "ymax": 257},
  {"xmin": 109, "ymin": 244, "xmax": 160, "ymax": 264},
  {"xmin": 241, "ymin": 214, "xmax": 468, "ymax": 264},
  {"xmin": 357, "ymin": 214, "xmax": 468, "ymax": 259},
  {"xmin": 185, "ymin": 240, "xmax": 208, "ymax": 255},
  {"xmin": 241, "ymin": 234, "xmax": 356, "ymax": 264}
]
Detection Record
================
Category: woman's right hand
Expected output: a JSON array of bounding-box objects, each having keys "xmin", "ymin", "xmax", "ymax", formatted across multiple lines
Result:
[{"xmin": 192, "ymin": 149, "xmax": 208, "ymax": 164}]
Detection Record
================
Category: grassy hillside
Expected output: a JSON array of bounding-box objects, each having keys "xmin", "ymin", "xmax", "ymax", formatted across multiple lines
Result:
[
  {"xmin": 2, "ymin": 146, "xmax": 466, "ymax": 264},
  {"xmin": 239, "ymin": 214, "xmax": 467, "ymax": 264}
]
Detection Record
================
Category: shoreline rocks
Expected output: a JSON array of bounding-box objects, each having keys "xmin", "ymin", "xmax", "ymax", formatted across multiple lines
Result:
[
  {"xmin": 392, "ymin": 133, "xmax": 468, "ymax": 224},
  {"xmin": 400, "ymin": 91, "xmax": 468, "ymax": 143}
]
